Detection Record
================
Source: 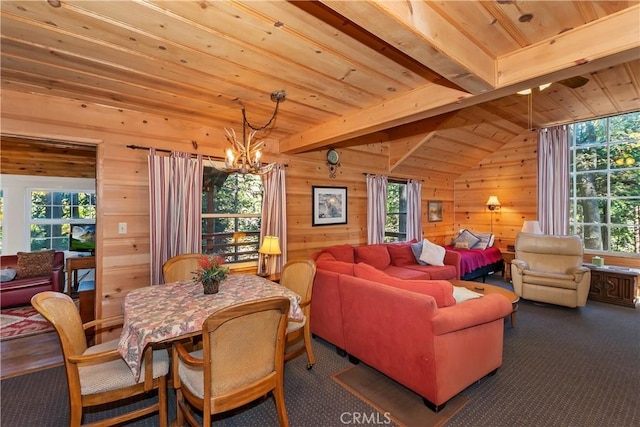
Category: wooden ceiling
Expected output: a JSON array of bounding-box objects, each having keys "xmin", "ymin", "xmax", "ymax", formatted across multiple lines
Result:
[{"xmin": 1, "ymin": 1, "xmax": 639, "ymax": 173}]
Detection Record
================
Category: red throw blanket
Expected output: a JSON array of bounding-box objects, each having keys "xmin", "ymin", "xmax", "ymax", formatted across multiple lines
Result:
[{"xmin": 444, "ymin": 246, "xmax": 502, "ymax": 277}]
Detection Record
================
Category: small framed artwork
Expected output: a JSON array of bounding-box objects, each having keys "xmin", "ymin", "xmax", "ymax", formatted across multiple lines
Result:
[
  {"xmin": 312, "ymin": 186, "xmax": 348, "ymax": 226},
  {"xmin": 427, "ymin": 200, "xmax": 443, "ymax": 222}
]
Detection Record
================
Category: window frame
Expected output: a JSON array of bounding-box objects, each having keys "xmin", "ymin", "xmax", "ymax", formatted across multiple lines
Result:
[
  {"xmin": 28, "ymin": 188, "xmax": 97, "ymax": 251},
  {"xmin": 568, "ymin": 111, "xmax": 639, "ymax": 255}
]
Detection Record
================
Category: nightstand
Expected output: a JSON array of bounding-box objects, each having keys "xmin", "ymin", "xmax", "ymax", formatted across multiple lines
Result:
[{"xmin": 501, "ymin": 251, "xmax": 516, "ymax": 281}]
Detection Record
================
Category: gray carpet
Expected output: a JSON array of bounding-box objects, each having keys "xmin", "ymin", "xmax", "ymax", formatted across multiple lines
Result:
[{"xmin": 2, "ymin": 275, "xmax": 639, "ymax": 426}]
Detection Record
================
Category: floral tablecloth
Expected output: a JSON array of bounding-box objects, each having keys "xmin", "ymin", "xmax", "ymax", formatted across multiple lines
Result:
[{"xmin": 118, "ymin": 274, "xmax": 302, "ymax": 380}]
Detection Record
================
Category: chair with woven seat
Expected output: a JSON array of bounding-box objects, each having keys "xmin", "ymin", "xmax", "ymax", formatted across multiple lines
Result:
[
  {"xmin": 162, "ymin": 253, "xmax": 202, "ymax": 283},
  {"xmin": 279, "ymin": 259, "xmax": 317, "ymax": 369},
  {"xmin": 172, "ymin": 297, "xmax": 291, "ymax": 426},
  {"xmin": 31, "ymin": 291, "xmax": 169, "ymax": 427}
]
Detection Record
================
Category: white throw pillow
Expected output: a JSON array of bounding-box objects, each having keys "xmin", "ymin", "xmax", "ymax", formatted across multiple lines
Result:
[
  {"xmin": 419, "ymin": 239, "xmax": 445, "ymax": 266},
  {"xmin": 452, "ymin": 286, "xmax": 483, "ymax": 303}
]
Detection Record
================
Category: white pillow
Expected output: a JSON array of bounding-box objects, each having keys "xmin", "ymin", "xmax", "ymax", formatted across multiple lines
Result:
[
  {"xmin": 452, "ymin": 286, "xmax": 483, "ymax": 303},
  {"xmin": 419, "ymin": 239, "xmax": 445, "ymax": 266}
]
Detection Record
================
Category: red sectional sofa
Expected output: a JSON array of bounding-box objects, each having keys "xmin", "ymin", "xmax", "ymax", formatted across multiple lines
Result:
[
  {"xmin": 310, "ymin": 241, "xmax": 513, "ymax": 411},
  {"xmin": 0, "ymin": 251, "xmax": 65, "ymax": 308}
]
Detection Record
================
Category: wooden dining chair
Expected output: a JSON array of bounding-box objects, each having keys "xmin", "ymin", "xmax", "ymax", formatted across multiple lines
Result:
[
  {"xmin": 31, "ymin": 291, "xmax": 169, "ymax": 427},
  {"xmin": 279, "ymin": 259, "xmax": 317, "ymax": 369},
  {"xmin": 162, "ymin": 253, "xmax": 202, "ymax": 283},
  {"xmin": 172, "ymin": 297, "xmax": 291, "ymax": 427}
]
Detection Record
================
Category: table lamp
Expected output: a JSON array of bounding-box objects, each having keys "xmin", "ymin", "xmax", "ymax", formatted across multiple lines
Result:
[
  {"xmin": 521, "ymin": 220, "xmax": 542, "ymax": 234},
  {"xmin": 258, "ymin": 236, "xmax": 281, "ymax": 277}
]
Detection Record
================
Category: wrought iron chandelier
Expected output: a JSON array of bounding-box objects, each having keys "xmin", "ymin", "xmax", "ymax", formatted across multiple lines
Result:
[{"xmin": 214, "ymin": 90, "xmax": 286, "ymax": 174}]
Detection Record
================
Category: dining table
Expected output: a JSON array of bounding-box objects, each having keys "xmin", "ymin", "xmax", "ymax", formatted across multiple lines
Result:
[{"xmin": 118, "ymin": 273, "xmax": 302, "ymax": 380}]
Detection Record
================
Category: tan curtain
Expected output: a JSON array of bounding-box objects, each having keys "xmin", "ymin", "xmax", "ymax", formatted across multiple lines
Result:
[
  {"xmin": 260, "ymin": 164, "xmax": 287, "ymax": 273},
  {"xmin": 538, "ymin": 125, "xmax": 570, "ymax": 235},
  {"xmin": 406, "ymin": 179, "xmax": 422, "ymax": 241},
  {"xmin": 149, "ymin": 150, "xmax": 203, "ymax": 285},
  {"xmin": 366, "ymin": 174, "xmax": 388, "ymax": 244}
]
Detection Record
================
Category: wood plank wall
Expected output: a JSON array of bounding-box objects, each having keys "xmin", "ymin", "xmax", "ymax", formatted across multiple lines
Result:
[
  {"xmin": 454, "ymin": 131, "xmax": 538, "ymax": 250},
  {"xmin": 3, "ymin": 89, "xmax": 635, "ymax": 335}
]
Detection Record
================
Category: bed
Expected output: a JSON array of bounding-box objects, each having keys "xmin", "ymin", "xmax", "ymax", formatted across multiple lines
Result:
[{"xmin": 445, "ymin": 229, "xmax": 504, "ymax": 281}]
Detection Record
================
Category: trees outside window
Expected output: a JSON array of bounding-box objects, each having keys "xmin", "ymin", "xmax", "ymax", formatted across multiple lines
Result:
[
  {"xmin": 30, "ymin": 190, "xmax": 96, "ymax": 251},
  {"xmin": 385, "ymin": 181, "xmax": 407, "ymax": 242},
  {"xmin": 201, "ymin": 167, "xmax": 262, "ymax": 263},
  {"xmin": 570, "ymin": 111, "xmax": 639, "ymax": 254}
]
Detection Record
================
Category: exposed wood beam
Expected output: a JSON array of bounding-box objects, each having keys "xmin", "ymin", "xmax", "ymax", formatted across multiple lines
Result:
[
  {"xmin": 497, "ymin": 5, "xmax": 640, "ymax": 87},
  {"xmin": 319, "ymin": 0, "xmax": 495, "ymax": 94},
  {"xmin": 280, "ymin": 7, "xmax": 640, "ymax": 154},
  {"xmin": 388, "ymin": 112, "xmax": 457, "ymax": 172}
]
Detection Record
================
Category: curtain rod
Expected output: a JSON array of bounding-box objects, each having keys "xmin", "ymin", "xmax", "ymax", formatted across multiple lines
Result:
[
  {"xmin": 362, "ymin": 173, "xmax": 424, "ymax": 182},
  {"xmin": 126, "ymin": 144, "xmax": 288, "ymax": 167},
  {"xmin": 126, "ymin": 144, "xmax": 225, "ymax": 161}
]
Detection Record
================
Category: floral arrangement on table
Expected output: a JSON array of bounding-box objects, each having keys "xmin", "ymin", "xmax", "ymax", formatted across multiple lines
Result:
[{"xmin": 193, "ymin": 254, "xmax": 229, "ymax": 294}]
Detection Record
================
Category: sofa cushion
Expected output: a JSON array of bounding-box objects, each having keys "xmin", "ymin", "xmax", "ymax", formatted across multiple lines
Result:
[
  {"xmin": 419, "ymin": 239, "xmax": 445, "ymax": 266},
  {"xmin": 452, "ymin": 229, "xmax": 481, "ymax": 249},
  {"xmin": 410, "ymin": 241, "xmax": 428, "ymax": 266},
  {"xmin": 0, "ymin": 268, "xmax": 17, "ymax": 282},
  {"xmin": 353, "ymin": 263, "xmax": 455, "ymax": 307},
  {"xmin": 316, "ymin": 252, "xmax": 337, "ymax": 262},
  {"xmin": 322, "ymin": 244, "xmax": 355, "ymax": 264},
  {"xmin": 382, "ymin": 265, "xmax": 431, "ymax": 280},
  {"xmin": 316, "ymin": 259, "xmax": 355, "ymax": 275},
  {"xmin": 355, "ymin": 244, "xmax": 391, "ymax": 270},
  {"xmin": 16, "ymin": 250, "xmax": 54, "ymax": 279},
  {"xmin": 401, "ymin": 264, "xmax": 458, "ymax": 280},
  {"xmin": 387, "ymin": 242, "xmax": 417, "ymax": 266},
  {"xmin": 471, "ymin": 232, "xmax": 495, "ymax": 250}
]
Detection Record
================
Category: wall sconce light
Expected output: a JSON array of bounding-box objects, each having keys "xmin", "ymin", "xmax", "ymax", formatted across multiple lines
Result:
[
  {"xmin": 486, "ymin": 196, "xmax": 501, "ymax": 233},
  {"xmin": 258, "ymin": 236, "xmax": 281, "ymax": 277},
  {"xmin": 521, "ymin": 220, "xmax": 542, "ymax": 234}
]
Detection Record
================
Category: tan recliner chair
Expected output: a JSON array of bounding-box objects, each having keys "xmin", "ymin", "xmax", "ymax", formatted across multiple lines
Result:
[{"xmin": 511, "ymin": 233, "xmax": 591, "ymax": 308}]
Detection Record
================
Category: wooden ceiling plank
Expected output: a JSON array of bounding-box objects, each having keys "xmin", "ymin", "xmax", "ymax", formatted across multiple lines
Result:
[
  {"xmin": 497, "ymin": 5, "xmax": 640, "ymax": 87},
  {"xmin": 318, "ymin": 0, "xmax": 496, "ymax": 93}
]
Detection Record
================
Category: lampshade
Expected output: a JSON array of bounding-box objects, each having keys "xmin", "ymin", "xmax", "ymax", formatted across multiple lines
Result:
[
  {"xmin": 486, "ymin": 196, "xmax": 501, "ymax": 210},
  {"xmin": 259, "ymin": 236, "xmax": 281, "ymax": 255},
  {"xmin": 521, "ymin": 220, "xmax": 542, "ymax": 234}
]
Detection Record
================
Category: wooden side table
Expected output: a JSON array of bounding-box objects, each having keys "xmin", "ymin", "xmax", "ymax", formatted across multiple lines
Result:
[
  {"xmin": 66, "ymin": 256, "xmax": 95, "ymax": 296},
  {"xmin": 501, "ymin": 251, "xmax": 516, "ymax": 281}
]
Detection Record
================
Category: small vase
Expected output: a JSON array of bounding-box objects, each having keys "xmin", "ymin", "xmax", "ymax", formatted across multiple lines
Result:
[{"xmin": 203, "ymin": 279, "xmax": 220, "ymax": 295}]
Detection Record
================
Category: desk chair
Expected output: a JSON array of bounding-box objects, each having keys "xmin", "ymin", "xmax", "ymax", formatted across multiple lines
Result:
[
  {"xmin": 279, "ymin": 259, "xmax": 317, "ymax": 369},
  {"xmin": 172, "ymin": 297, "xmax": 291, "ymax": 426},
  {"xmin": 162, "ymin": 253, "xmax": 202, "ymax": 283},
  {"xmin": 31, "ymin": 291, "xmax": 169, "ymax": 427}
]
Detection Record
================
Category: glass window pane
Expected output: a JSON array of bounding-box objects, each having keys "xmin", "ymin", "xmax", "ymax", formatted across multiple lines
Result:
[
  {"xmin": 609, "ymin": 112, "xmax": 640, "ymax": 142},
  {"xmin": 573, "ymin": 118, "xmax": 607, "ymax": 146},
  {"xmin": 610, "ymin": 225, "xmax": 639, "ymax": 253},
  {"xmin": 575, "ymin": 172, "xmax": 607, "ymax": 197},
  {"xmin": 611, "ymin": 199, "xmax": 640, "ymax": 224},
  {"xmin": 611, "ymin": 169, "xmax": 640, "ymax": 197},
  {"xmin": 575, "ymin": 147, "xmax": 607, "ymax": 171}
]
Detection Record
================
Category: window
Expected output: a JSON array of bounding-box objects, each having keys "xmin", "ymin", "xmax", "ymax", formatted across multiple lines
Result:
[
  {"xmin": 29, "ymin": 190, "xmax": 97, "ymax": 251},
  {"xmin": 385, "ymin": 181, "xmax": 407, "ymax": 242},
  {"xmin": 201, "ymin": 167, "xmax": 263, "ymax": 264},
  {"xmin": 569, "ymin": 111, "xmax": 639, "ymax": 254}
]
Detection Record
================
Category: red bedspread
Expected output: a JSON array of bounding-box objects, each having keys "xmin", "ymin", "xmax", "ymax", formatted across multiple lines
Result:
[{"xmin": 444, "ymin": 245, "xmax": 503, "ymax": 277}]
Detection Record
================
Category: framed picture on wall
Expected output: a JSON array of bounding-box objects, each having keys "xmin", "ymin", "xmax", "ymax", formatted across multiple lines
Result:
[
  {"xmin": 312, "ymin": 186, "xmax": 348, "ymax": 226},
  {"xmin": 427, "ymin": 200, "xmax": 443, "ymax": 222}
]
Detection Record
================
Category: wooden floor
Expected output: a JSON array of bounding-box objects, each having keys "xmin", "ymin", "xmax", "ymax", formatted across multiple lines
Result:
[{"xmin": 0, "ymin": 331, "xmax": 63, "ymax": 379}]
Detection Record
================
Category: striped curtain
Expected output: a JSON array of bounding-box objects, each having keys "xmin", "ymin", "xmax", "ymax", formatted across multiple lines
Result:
[
  {"xmin": 149, "ymin": 150, "xmax": 203, "ymax": 285},
  {"xmin": 366, "ymin": 174, "xmax": 388, "ymax": 244},
  {"xmin": 406, "ymin": 179, "xmax": 422, "ymax": 241},
  {"xmin": 538, "ymin": 125, "xmax": 570, "ymax": 235},
  {"xmin": 260, "ymin": 164, "xmax": 287, "ymax": 273}
]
